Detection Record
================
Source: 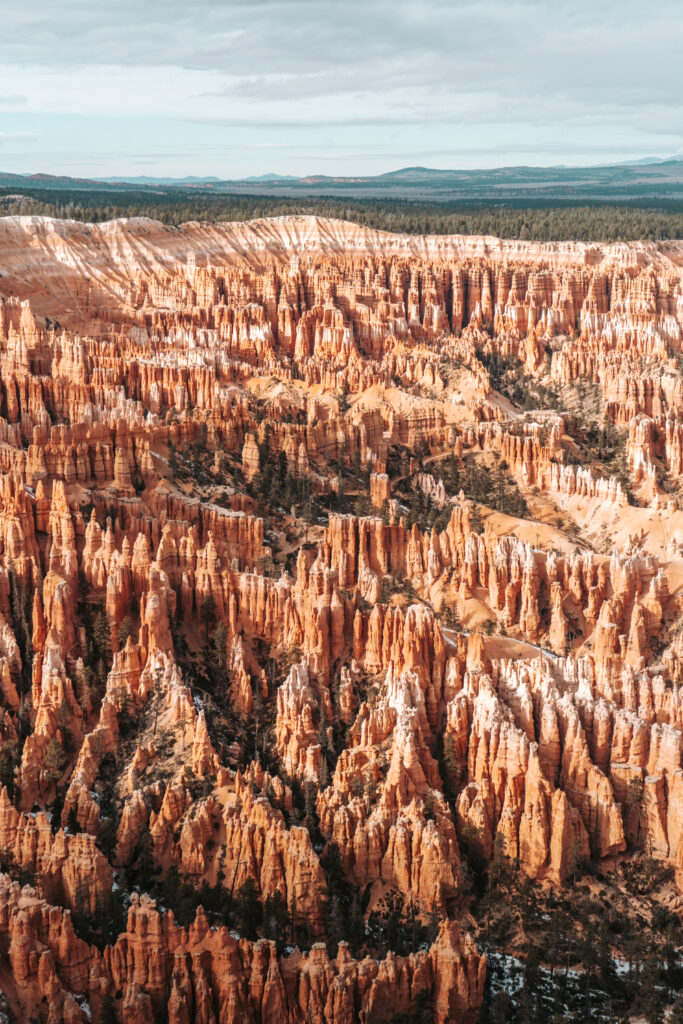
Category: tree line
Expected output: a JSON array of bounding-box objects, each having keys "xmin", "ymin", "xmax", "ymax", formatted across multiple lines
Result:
[{"xmin": 4, "ymin": 186, "xmax": 683, "ymax": 241}]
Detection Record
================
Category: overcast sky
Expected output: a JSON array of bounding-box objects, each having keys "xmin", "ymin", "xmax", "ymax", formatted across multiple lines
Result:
[{"xmin": 1, "ymin": 0, "xmax": 682, "ymax": 177}]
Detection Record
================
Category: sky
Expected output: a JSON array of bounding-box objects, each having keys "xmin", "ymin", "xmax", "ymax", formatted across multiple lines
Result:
[{"xmin": 1, "ymin": 0, "xmax": 682, "ymax": 178}]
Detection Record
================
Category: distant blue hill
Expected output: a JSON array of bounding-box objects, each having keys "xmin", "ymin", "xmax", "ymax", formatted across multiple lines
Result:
[{"xmin": 94, "ymin": 175, "xmax": 223, "ymax": 185}]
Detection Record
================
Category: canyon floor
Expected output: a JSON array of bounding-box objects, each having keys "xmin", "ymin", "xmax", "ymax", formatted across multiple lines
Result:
[{"xmin": 0, "ymin": 214, "xmax": 680, "ymax": 1023}]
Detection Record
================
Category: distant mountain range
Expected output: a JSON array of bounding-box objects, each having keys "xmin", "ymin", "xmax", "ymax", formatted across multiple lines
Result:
[
  {"xmin": 611, "ymin": 156, "xmax": 683, "ymax": 166},
  {"xmin": 95, "ymin": 175, "xmax": 224, "ymax": 185},
  {"xmin": 94, "ymin": 173, "xmax": 301, "ymax": 185},
  {"xmin": 3, "ymin": 158, "xmax": 683, "ymax": 204}
]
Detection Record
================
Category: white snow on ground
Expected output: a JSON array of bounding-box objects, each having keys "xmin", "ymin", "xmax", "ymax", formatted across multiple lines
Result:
[
  {"xmin": 75, "ymin": 995, "xmax": 92, "ymax": 1021},
  {"xmin": 484, "ymin": 952, "xmax": 673, "ymax": 1021}
]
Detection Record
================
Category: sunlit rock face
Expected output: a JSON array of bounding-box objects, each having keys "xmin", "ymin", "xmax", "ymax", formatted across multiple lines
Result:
[{"xmin": 0, "ymin": 213, "xmax": 681, "ymax": 1020}]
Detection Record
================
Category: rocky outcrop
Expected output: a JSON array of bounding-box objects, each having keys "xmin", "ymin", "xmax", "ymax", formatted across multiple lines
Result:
[
  {"xmin": 0, "ymin": 877, "xmax": 485, "ymax": 1024},
  {"xmin": 0, "ymin": 214, "xmax": 682, "ymax": 1020}
]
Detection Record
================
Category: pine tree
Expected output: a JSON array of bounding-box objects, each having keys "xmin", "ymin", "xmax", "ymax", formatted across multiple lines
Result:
[
  {"xmin": 258, "ymin": 424, "xmax": 271, "ymax": 471},
  {"xmin": 235, "ymin": 878, "xmax": 262, "ymax": 941},
  {"xmin": 469, "ymin": 504, "xmax": 484, "ymax": 534},
  {"xmin": 67, "ymin": 805, "xmax": 80, "ymax": 836},
  {"xmin": 440, "ymin": 733, "xmax": 463, "ymax": 798},
  {"xmin": 492, "ymin": 458, "xmax": 507, "ymax": 512},
  {"xmin": 96, "ymin": 992, "xmax": 118, "ymax": 1024},
  {"xmin": 44, "ymin": 738, "xmax": 67, "ymax": 782},
  {"xmin": 212, "ymin": 621, "xmax": 228, "ymax": 673},
  {"xmin": 263, "ymin": 891, "xmax": 289, "ymax": 952},
  {"xmin": 92, "ymin": 611, "xmax": 111, "ymax": 663},
  {"xmin": 117, "ymin": 615, "xmax": 135, "ymax": 649},
  {"xmin": 0, "ymin": 742, "xmax": 18, "ymax": 800},
  {"xmin": 349, "ymin": 892, "xmax": 365, "ymax": 953},
  {"xmin": 200, "ymin": 593, "xmax": 217, "ymax": 638},
  {"xmin": 641, "ymin": 951, "xmax": 665, "ymax": 1024}
]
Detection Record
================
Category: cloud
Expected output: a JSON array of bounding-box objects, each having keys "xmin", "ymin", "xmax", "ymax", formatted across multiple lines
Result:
[
  {"xmin": 184, "ymin": 113, "xmax": 432, "ymax": 129},
  {"xmin": 1, "ymin": 1, "xmax": 682, "ymax": 174},
  {"xmin": 0, "ymin": 131, "xmax": 38, "ymax": 141},
  {"xmin": 5, "ymin": 1, "xmax": 683, "ymax": 103}
]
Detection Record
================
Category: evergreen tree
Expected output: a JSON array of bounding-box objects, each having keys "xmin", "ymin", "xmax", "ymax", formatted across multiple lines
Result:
[
  {"xmin": 235, "ymin": 878, "xmax": 262, "ymax": 940},
  {"xmin": 641, "ymin": 951, "xmax": 665, "ymax": 1024},
  {"xmin": 0, "ymin": 742, "xmax": 18, "ymax": 799},
  {"xmin": 96, "ymin": 992, "xmax": 118, "ymax": 1024},
  {"xmin": 212, "ymin": 621, "xmax": 228, "ymax": 673},
  {"xmin": 67, "ymin": 805, "xmax": 80, "ymax": 836},
  {"xmin": 45, "ymin": 738, "xmax": 67, "ymax": 782},
  {"xmin": 117, "ymin": 614, "xmax": 135, "ymax": 649},
  {"xmin": 469, "ymin": 504, "xmax": 484, "ymax": 534},
  {"xmin": 200, "ymin": 593, "xmax": 217, "ymax": 638},
  {"xmin": 440, "ymin": 733, "xmax": 464, "ymax": 798},
  {"xmin": 488, "ymin": 990, "xmax": 513, "ymax": 1024},
  {"xmin": 92, "ymin": 611, "xmax": 111, "ymax": 663},
  {"xmin": 263, "ymin": 891, "xmax": 289, "ymax": 952}
]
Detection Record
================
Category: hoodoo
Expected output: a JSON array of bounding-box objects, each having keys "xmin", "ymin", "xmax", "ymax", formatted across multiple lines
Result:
[{"xmin": 0, "ymin": 213, "xmax": 680, "ymax": 1020}]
